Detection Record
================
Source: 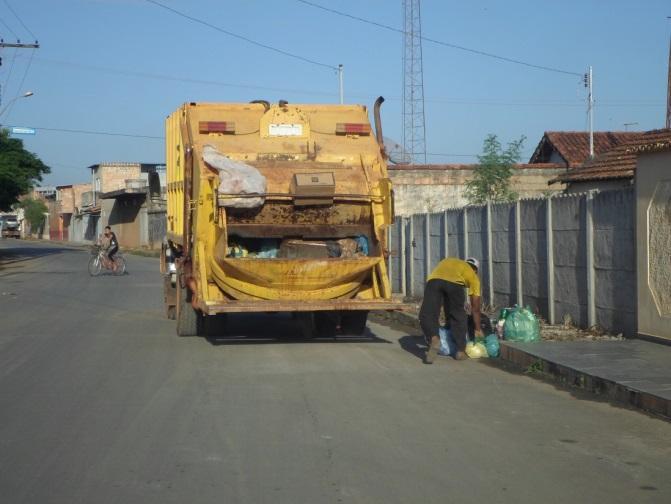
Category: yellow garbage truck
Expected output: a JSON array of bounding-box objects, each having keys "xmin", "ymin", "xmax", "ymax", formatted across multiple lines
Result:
[{"xmin": 162, "ymin": 97, "xmax": 401, "ymax": 337}]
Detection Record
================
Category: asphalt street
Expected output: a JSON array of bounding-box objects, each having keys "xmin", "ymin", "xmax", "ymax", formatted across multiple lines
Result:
[{"xmin": 1, "ymin": 240, "xmax": 670, "ymax": 504}]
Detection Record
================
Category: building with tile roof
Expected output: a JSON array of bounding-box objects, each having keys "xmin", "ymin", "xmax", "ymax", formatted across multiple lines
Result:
[
  {"xmin": 548, "ymin": 129, "xmax": 671, "ymax": 193},
  {"xmin": 529, "ymin": 131, "xmax": 643, "ymax": 168}
]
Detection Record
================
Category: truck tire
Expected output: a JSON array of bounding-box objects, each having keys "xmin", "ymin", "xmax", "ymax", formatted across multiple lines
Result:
[
  {"xmin": 314, "ymin": 311, "xmax": 338, "ymax": 338},
  {"xmin": 340, "ymin": 311, "xmax": 368, "ymax": 336},
  {"xmin": 163, "ymin": 276, "xmax": 177, "ymax": 320},
  {"xmin": 176, "ymin": 283, "xmax": 202, "ymax": 337}
]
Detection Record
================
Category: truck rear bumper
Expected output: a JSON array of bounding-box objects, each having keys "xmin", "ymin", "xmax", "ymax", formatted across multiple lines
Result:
[{"xmin": 198, "ymin": 298, "xmax": 411, "ymax": 315}]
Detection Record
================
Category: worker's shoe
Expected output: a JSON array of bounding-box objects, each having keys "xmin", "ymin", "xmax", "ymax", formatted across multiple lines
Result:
[
  {"xmin": 454, "ymin": 351, "xmax": 468, "ymax": 361},
  {"xmin": 424, "ymin": 336, "xmax": 440, "ymax": 364}
]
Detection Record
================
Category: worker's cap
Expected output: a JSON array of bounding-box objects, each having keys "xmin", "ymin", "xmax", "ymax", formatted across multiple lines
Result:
[{"xmin": 465, "ymin": 257, "xmax": 480, "ymax": 271}]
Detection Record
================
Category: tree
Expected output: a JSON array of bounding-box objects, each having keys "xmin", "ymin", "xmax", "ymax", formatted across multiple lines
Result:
[
  {"xmin": 20, "ymin": 198, "xmax": 48, "ymax": 233},
  {"xmin": 464, "ymin": 134, "xmax": 526, "ymax": 204},
  {"xmin": 0, "ymin": 129, "xmax": 50, "ymax": 211}
]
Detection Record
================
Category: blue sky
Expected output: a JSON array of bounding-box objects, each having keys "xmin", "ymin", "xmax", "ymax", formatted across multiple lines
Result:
[{"xmin": 2, "ymin": 0, "xmax": 669, "ymax": 186}]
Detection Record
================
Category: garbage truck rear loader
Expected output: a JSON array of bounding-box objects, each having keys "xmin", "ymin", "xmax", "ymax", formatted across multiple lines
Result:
[{"xmin": 162, "ymin": 98, "xmax": 401, "ymax": 336}]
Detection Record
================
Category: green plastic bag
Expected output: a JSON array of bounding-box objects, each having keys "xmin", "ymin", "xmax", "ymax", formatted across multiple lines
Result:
[
  {"xmin": 484, "ymin": 334, "xmax": 500, "ymax": 357},
  {"xmin": 503, "ymin": 307, "xmax": 540, "ymax": 342}
]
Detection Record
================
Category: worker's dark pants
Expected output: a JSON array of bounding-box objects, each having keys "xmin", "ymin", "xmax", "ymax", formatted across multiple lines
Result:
[{"xmin": 419, "ymin": 279, "xmax": 467, "ymax": 352}]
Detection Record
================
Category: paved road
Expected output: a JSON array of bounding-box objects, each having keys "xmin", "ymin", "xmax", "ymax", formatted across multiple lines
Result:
[{"xmin": 1, "ymin": 240, "xmax": 670, "ymax": 504}]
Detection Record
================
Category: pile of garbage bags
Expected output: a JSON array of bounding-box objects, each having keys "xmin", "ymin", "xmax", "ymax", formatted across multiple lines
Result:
[
  {"xmin": 438, "ymin": 327, "xmax": 500, "ymax": 359},
  {"xmin": 226, "ymin": 236, "xmax": 369, "ymax": 259},
  {"xmin": 437, "ymin": 306, "xmax": 541, "ymax": 359}
]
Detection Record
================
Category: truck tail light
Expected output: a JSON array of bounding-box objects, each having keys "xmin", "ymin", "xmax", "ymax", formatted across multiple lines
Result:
[
  {"xmin": 335, "ymin": 123, "xmax": 371, "ymax": 136},
  {"xmin": 199, "ymin": 121, "xmax": 235, "ymax": 134}
]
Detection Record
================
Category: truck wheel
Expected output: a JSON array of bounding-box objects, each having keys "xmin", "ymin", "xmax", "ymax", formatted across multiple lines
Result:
[
  {"xmin": 176, "ymin": 283, "xmax": 202, "ymax": 337},
  {"xmin": 340, "ymin": 311, "xmax": 368, "ymax": 336},
  {"xmin": 163, "ymin": 276, "xmax": 177, "ymax": 320},
  {"xmin": 314, "ymin": 312, "xmax": 338, "ymax": 338}
]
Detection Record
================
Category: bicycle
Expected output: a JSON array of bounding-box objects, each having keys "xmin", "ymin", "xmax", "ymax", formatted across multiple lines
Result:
[{"xmin": 88, "ymin": 244, "xmax": 126, "ymax": 276}]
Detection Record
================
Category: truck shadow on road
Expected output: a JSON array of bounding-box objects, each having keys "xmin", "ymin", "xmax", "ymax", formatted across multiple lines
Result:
[{"xmin": 204, "ymin": 313, "xmax": 392, "ymax": 346}]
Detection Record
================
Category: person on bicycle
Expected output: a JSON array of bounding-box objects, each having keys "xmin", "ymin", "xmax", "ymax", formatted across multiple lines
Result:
[{"xmin": 101, "ymin": 226, "xmax": 119, "ymax": 263}]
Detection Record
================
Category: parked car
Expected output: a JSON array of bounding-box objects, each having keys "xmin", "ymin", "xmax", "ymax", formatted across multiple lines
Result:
[{"xmin": 0, "ymin": 214, "xmax": 20, "ymax": 238}]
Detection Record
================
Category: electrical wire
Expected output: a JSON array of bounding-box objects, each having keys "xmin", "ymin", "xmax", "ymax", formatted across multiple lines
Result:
[
  {"xmin": 4, "ymin": 47, "xmax": 34, "ymax": 119},
  {"xmin": 30, "ymin": 55, "xmax": 339, "ymax": 98},
  {"xmin": 3, "ymin": 47, "xmax": 17, "ymax": 90},
  {"xmin": 296, "ymin": 0, "xmax": 583, "ymax": 77},
  {"xmin": 5, "ymin": 125, "xmax": 163, "ymax": 139},
  {"xmin": 2, "ymin": 0, "xmax": 37, "ymax": 41},
  {"xmin": 144, "ymin": 0, "xmax": 337, "ymax": 71},
  {"xmin": 22, "ymin": 55, "xmax": 659, "ymax": 109},
  {"xmin": 0, "ymin": 14, "xmax": 18, "ymax": 39}
]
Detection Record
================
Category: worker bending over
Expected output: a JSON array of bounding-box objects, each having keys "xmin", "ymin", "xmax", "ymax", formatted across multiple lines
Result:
[{"xmin": 420, "ymin": 257, "xmax": 483, "ymax": 364}]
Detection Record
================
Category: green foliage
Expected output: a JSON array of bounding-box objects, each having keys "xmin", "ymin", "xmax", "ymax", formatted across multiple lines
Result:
[
  {"xmin": 0, "ymin": 129, "xmax": 50, "ymax": 211},
  {"xmin": 465, "ymin": 134, "xmax": 526, "ymax": 204},
  {"xmin": 19, "ymin": 198, "xmax": 48, "ymax": 230}
]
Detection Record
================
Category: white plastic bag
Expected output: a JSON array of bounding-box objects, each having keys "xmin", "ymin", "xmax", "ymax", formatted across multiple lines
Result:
[
  {"xmin": 203, "ymin": 145, "xmax": 267, "ymax": 208},
  {"xmin": 438, "ymin": 326, "xmax": 457, "ymax": 357}
]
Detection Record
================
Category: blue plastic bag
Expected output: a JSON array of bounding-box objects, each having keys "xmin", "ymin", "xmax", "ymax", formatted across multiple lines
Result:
[
  {"xmin": 355, "ymin": 235, "xmax": 369, "ymax": 256},
  {"xmin": 438, "ymin": 326, "xmax": 457, "ymax": 357},
  {"xmin": 484, "ymin": 334, "xmax": 500, "ymax": 358}
]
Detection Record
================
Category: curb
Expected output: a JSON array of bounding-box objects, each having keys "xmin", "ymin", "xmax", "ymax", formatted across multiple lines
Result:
[{"xmin": 499, "ymin": 342, "xmax": 670, "ymax": 420}]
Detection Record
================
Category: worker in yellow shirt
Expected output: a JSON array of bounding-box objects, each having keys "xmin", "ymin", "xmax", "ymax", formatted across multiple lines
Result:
[{"xmin": 420, "ymin": 257, "xmax": 483, "ymax": 364}]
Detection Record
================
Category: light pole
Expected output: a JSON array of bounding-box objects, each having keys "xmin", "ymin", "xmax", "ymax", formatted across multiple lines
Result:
[{"xmin": 0, "ymin": 91, "xmax": 34, "ymax": 119}]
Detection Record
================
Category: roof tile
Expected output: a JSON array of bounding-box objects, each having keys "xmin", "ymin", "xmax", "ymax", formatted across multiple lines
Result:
[{"xmin": 550, "ymin": 129, "xmax": 671, "ymax": 184}]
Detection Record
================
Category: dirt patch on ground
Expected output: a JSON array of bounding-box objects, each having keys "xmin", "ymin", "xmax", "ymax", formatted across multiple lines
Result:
[{"xmin": 371, "ymin": 307, "xmax": 625, "ymax": 342}]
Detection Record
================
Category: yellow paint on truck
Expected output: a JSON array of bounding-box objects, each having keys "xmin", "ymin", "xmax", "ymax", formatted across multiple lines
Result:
[{"xmin": 162, "ymin": 99, "xmax": 400, "ymax": 335}]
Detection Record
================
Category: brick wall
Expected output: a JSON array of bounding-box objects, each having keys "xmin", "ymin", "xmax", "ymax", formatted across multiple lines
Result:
[
  {"xmin": 57, "ymin": 187, "xmax": 74, "ymax": 214},
  {"xmin": 389, "ymin": 165, "xmax": 565, "ymax": 216},
  {"xmin": 72, "ymin": 183, "xmax": 92, "ymax": 211},
  {"xmin": 94, "ymin": 164, "xmax": 142, "ymax": 194}
]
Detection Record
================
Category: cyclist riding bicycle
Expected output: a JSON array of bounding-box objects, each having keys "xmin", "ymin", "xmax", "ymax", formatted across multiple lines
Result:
[{"xmin": 99, "ymin": 225, "xmax": 119, "ymax": 264}]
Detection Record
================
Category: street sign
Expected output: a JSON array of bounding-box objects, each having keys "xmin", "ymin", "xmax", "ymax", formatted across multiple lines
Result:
[{"xmin": 10, "ymin": 127, "xmax": 36, "ymax": 135}]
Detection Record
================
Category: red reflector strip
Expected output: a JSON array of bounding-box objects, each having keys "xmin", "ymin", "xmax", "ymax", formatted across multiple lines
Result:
[
  {"xmin": 335, "ymin": 123, "xmax": 371, "ymax": 135},
  {"xmin": 199, "ymin": 121, "xmax": 235, "ymax": 134}
]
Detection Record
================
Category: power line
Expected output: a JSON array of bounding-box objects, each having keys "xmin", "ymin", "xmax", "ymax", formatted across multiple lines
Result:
[
  {"xmin": 5, "ymin": 125, "xmax": 163, "ymax": 139},
  {"xmin": 3, "ymin": 47, "xmax": 17, "ymax": 90},
  {"xmin": 0, "ymin": 15, "xmax": 18, "ymax": 39},
  {"xmin": 2, "ymin": 0, "xmax": 37, "ymax": 41},
  {"xmin": 296, "ymin": 0, "xmax": 582, "ymax": 77},
  {"xmin": 4, "ymin": 46, "xmax": 33, "ymax": 118},
  {"xmin": 30, "ymin": 55, "xmax": 339, "ymax": 97},
  {"xmin": 144, "ymin": 0, "xmax": 337, "ymax": 71}
]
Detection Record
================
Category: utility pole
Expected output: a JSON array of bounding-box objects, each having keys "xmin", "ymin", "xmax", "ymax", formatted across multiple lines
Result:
[
  {"xmin": 338, "ymin": 64, "xmax": 344, "ymax": 105},
  {"xmin": 584, "ymin": 66, "xmax": 594, "ymax": 158},
  {"xmin": 0, "ymin": 39, "xmax": 39, "ymax": 107},
  {"xmin": 666, "ymin": 19, "xmax": 670, "ymax": 129},
  {"xmin": 0, "ymin": 41, "xmax": 39, "ymax": 49}
]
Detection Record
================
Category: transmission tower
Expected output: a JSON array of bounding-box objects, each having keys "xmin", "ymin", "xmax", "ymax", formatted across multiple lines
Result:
[{"xmin": 402, "ymin": 0, "xmax": 427, "ymax": 164}]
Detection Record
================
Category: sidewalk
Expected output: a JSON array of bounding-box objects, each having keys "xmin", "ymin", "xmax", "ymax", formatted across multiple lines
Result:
[
  {"xmin": 379, "ymin": 309, "xmax": 671, "ymax": 420},
  {"xmin": 501, "ymin": 340, "xmax": 671, "ymax": 420}
]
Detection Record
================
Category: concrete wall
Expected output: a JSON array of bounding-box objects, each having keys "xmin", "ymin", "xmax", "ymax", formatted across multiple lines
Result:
[
  {"xmin": 389, "ymin": 166, "xmax": 564, "ymax": 216},
  {"xmin": 388, "ymin": 188, "xmax": 636, "ymax": 336},
  {"xmin": 635, "ymin": 150, "xmax": 671, "ymax": 340}
]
